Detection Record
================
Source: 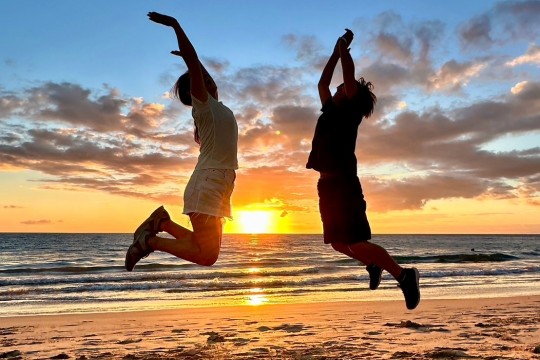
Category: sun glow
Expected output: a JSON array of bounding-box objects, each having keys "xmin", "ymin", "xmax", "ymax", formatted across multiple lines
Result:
[
  {"xmin": 246, "ymin": 288, "xmax": 268, "ymax": 306},
  {"xmin": 236, "ymin": 210, "xmax": 273, "ymax": 234}
]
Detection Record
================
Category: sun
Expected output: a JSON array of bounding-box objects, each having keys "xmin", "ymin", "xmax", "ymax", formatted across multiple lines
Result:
[{"xmin": 236, "ymin": 210, "xmax": 273, "ymax": 234}]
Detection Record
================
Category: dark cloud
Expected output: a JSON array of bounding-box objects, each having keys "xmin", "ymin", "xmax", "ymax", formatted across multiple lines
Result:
[
  {"xmin": 358, "ymin": 81, "xmax": 540, "ymax": 176},
  {"xmin": 370, "ymin": 11, "xmax": 444, "ymax": 65},
  {"xmin": 459, "ymin": 15, "xmax": 493, "ymax": 49},
  {"xmin": 459, "ymin": 0, "xmax": 540, "ymax": 49},
  {"xmin": 0, "ymin": 108, "xmax": 197, "ymax": 204},
  {"xmin": 360, "ymin": 13, "xmax": 461, "ymax": 93},
  {"xmin": 0, "ymin": 93, "xmax": 23, "ymax": 119},
  {"xmin": 20, "ymin": 219, "xmax": 53, "ymax": 225},
  {"xmin": 352, "ymin": 81, "xmax": 540, "ymax": 210},
  {"xmin": 372, "ymin": 32, "xmax": 414, "ymax": 64},
  {"xmin": 271, "ymin": 105, "xmax": 318, "ymax": 145},
  {"xmin": 363, "ymin": 175, "xmax": 488, "ymax": 212},
  {"xmin": 25, "ymin": 82, "xmax": 127, "ymax": 131},
  {"xmin": 282, "ymin": 34, "xmax": 325, "ymax": 70},
  {"xmin": 3, "ymin": 205, "xmax": 23, "ymax": 209},
  {"xmin": 202, "ymin": 57, "xmax": 230, "ymax": 75},
  {"xmin": 226, "ymin": 65, "xmax": 307, "ymax": 105},
  {"xmin": 1, "ymin": 5, "xmax": 539, "ymax": 216},
  {"xmin": 2, "ymin": 82, "xmax": 171, "ymax": 133}
]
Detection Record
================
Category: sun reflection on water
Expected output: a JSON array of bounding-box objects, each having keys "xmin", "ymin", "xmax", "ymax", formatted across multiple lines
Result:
[{"xmin": 246, "ymin": 288, "xmax": 268, "ymax": 306}]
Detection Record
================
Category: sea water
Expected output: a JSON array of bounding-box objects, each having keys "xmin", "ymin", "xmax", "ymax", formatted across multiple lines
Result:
[{"xmin": 0, "ymin": 233, "xmax": 539, "ymax": 316}]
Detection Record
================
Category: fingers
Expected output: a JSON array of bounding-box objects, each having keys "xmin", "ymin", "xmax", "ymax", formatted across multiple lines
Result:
[
  {"xmin": 147, "ymin": 11, "xmax": 165, "ymax": 22},
  {"xmin": 170, "ymin": 50, "xmax": 183, "ymax": 57},
  {"xmin": 341, "ymin": 28, "xmax": 354, "ymax": 46}
]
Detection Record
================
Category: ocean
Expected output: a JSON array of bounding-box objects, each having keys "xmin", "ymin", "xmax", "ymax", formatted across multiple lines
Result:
[{"xmin": 1, "ymin": 233, "xmax": 539, "ymax": 317}]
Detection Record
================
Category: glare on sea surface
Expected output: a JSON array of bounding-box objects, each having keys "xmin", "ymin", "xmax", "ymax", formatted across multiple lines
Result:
[{"xmin": 246, "ymin": 288, "xmax": 268, "ymax": 306}]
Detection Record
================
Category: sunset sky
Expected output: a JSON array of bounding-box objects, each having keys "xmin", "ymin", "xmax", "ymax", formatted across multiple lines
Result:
[{"xmin": 1, "ymin": 1, "xmax": 539, "ymax": 234}]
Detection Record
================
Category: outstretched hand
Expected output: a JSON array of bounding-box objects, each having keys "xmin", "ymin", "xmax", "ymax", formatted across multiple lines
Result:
[
  {"xmin": 341, "ymin": 28, "xmax": 354, "ymax": 46},
  {"xmin": 334, "ymin": 28, "xmax": 354, "ymax": 54},
  {"xmin": 147, "ymin": 12, "xmax": 178, "ymax": 27}
]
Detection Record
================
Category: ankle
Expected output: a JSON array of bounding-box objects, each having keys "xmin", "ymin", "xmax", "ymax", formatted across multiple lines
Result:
[
  {"xmin": 146, "ymin": 235, "xmax": 157, "ymax": 250},
  {"xmin": 398, "ymin": 268, "xmax": 406, "ymax": 282},
  {"xmin": 159, "ymin": 219, "xmax": 170, "ymax": 232}
]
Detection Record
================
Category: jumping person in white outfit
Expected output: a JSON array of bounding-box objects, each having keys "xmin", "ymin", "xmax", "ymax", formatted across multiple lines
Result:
[{"xmin": 125, "ymin": 12, "xmax": 238, "ymax": 271}]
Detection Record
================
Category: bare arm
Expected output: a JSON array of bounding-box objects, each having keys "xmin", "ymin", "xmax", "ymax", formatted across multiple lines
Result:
[
  {"xmin": 318, "ymin": 49, "xmax": 339, "ymax": 106},
  {"xmin": 148, "ymin": 12, "xmax": 208, "ymax": 102},
  {"xmin": 338, "ymin": 37, "xmax": 358, "ymax": 99},
  {"xmin": 318, "ymin": 29, "xmax": 355, "ymax": 106}
]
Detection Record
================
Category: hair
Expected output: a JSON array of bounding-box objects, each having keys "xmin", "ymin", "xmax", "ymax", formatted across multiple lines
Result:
[
  {"xmin": 171, "ymin": 71, "xmax": 200, "ymax": 144},
  {"xmin": 354, "ymin": 77, "xmax": 377, "ymax": 118},
  {"xmin": 171, "ymin": 71, "xmax": 192, "ymax": 106}
]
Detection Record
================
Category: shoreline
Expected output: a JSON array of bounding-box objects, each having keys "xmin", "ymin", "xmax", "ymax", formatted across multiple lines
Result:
[
  {"xmin": 2, "ymin": 295, "xmax": 539, "ymax": 359},
  {"xmin": 4, "ymin": 289, "xmax": 540, "ymax": 319}
]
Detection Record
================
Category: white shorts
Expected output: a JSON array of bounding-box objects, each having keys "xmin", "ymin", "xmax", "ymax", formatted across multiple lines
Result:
[{"xmin": 183, "ymin": 168, "xmax": 236, "ymax": 218}]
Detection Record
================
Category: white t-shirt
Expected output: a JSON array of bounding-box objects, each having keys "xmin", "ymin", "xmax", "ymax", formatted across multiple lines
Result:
[{"xmin": 191, "ymin": 95, "xmax": 239, "ymax": 170}]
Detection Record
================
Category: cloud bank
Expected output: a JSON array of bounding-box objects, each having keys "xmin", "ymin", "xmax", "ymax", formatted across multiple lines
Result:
[{"xmin": 1, "ymin": 1, "xmax": 539, "ymax": 216}]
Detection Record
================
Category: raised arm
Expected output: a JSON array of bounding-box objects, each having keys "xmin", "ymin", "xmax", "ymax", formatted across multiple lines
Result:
[
  {"xmin": 318, "ymin": 29, "xmax": 354, "ymax": 106},
  {"xmin": 338, "ymin": 32, "xmax": 358, "ymax": 99},
  {"xmin": 318, "ymin": 46, "xmax": 339, "ymax": 106},
  {"xmin": 148, "ymin": 12, "xmax": 208, "ymax": 102}
]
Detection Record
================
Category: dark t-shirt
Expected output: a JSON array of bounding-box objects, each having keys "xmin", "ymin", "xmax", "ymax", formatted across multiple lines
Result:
[{"xmin": 306, "ymin": 99, "xmax": 364, "ymax": 175}]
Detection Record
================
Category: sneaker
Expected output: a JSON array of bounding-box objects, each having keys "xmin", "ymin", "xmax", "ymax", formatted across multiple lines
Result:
[
  {"xmin": 398, "ymin": 268, "xmax": 420, "ymax": 310},
  {"xmin": 366, "ymin": 264, "xmax": 383, "ymax": 290},
  {"xmin": 133, "ymin": 206, "xmax": 170, "ymax": 242},
  {"xmin": 125, "ymin": 229, "xmax": 154, "ymax": 271}
]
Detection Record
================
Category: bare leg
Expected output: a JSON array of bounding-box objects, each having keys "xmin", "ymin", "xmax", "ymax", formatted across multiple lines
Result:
[
  {"xmin": 147, "ymin": 213, "xmax": 222, "ymax": 266},
  {"xmin": 332, "ymin": 241, "xmax": 403, "ymax": 280}
]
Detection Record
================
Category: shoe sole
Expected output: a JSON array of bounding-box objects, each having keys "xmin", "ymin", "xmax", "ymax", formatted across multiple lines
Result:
[
  {"xmin": 125, "ymin": 231, "xmax": 153, "ymax": 272},
  {"xmin": 133, "ymin": 206, "xmax": 166, "ymax": 243},
  {"xmin": 368, "ymin": 267, "xmax": 383, "ymax": 290},
  {"xmin": 408, "ymin": 267, "xmax": 420, "ymax": 310}
]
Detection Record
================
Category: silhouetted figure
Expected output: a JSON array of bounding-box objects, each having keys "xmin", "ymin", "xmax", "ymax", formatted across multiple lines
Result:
[
  {"xmin": 125, "ymin": 12, "xmax": 238, "ymax": 271},
  {"xmin": 306, "ymin": 29, "xmax": 420, "ymax": 310}
]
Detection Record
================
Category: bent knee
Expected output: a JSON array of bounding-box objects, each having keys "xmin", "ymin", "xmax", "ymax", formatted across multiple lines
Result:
[
  {"xmin": 197, "ymin": 252, "xmax": 219, "ymax": 266},
  {"xmin": 331, "ymin": 242, "xmax": 348, "ymax": 253}
]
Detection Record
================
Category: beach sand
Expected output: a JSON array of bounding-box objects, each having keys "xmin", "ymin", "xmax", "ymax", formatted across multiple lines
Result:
[{"xmin": 1, "ymin": 296, "xmax": 540, "ymax": 359}]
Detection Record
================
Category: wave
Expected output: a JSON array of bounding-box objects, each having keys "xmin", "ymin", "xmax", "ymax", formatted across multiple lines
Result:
[
  {"xmin": 3, "ymin": 265, "xmax": 539, "ymax": 300},
  {"xmin": 0, "ymin": 253, "xmax": 530, "ymax": 288},
  {"xmin": 395, "ymin": 253, "xmax": 518, "ymax": 264},
  {"xmin": 0, "ymin": 263, "xmax": 198, "ymax": 275}
]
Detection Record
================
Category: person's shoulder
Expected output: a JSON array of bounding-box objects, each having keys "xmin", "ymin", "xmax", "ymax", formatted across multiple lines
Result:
[
  {"xmin": 321, "ymin": 99, "xmax": 336, "ymax": 112},
  {"xmin": 192, "ymin": 95, "xmax": 215, "ymax": 113}
]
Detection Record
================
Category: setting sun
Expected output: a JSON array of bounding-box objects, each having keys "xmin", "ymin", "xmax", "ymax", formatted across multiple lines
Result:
[{"xmin": 236, "ymin": 211, "xmax": 273, "ymax": 234}]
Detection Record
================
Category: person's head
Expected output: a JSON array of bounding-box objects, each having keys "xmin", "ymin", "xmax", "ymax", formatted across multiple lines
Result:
[
  {"xmin": 334, "ymin": 78, "xmax": 377, "ymax": 118},
  {"xmin": 172, "ymin": 72, "xmax": 192, "ymax": 106},
  {"xmin": 171, "ymin": 70, "xmax": 218, "ymax": 107}
]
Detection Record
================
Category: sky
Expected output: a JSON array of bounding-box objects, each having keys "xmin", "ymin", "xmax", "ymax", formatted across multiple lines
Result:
[{"xmin": 1, "ymin": 0, "xmax": 539, "ymax": 234}]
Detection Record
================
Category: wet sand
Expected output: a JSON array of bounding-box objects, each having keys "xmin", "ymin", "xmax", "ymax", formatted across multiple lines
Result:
[{"xmin": 1, "ymin": 295, "xmax": 540, "ymax": 359}]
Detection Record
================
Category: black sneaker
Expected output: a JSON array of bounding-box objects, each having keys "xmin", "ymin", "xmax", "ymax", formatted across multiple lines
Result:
[
  {"xmin": 125, "ymin": 229, "xmax": 154, "ymax": 271},
  {"xmin": 398, "ymin": 268, "xmax": 420, "ymax": 310},
  {"xmin": 134, "ymin": 206, "xmax": 170, "ymax": 242},
  {"xmin": 366, "ymin": 264, "xmax": 383, "ymax": 290}
]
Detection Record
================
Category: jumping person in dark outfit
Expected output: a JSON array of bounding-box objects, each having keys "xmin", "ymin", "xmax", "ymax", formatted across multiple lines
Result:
[{"xmin": 306, "ymin": 29, "xmax": 420, "ymax": 310}]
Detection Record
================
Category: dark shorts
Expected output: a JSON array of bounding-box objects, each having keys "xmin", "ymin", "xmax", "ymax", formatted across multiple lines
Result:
[{"xmin": 317, "ymin": 175, "xmax": 372, "ymax": 244}]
